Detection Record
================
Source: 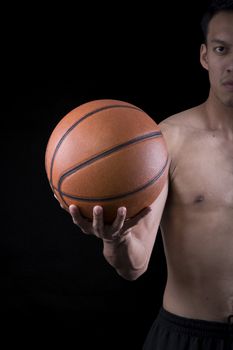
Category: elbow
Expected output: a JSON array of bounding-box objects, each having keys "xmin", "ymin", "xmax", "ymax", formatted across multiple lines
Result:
[{"xmin": 116, "ymin": 265, "xmax": 148, "ymax": 281}]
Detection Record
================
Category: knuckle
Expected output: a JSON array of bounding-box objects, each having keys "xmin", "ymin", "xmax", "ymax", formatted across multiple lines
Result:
[
  {"xmin": 72, "ymin": 217, "xmax": 79, "ymax": 225},
  {"xmin": 81, "ymin": 228, "xmax": 89, "ymax": 234},
  {"xmin": 93, "ymin": 225, "xmax": 102, "ymax": 235},
  {"xmin": 113, "ymin": 219, "xmax": 123, "ymax": 230},
  {"xmin": 71, "ymin": 216, "xmax": 80, "ymax": 226},
  {"xmin": 92, "ymin": 221, "xmax": 97, "ymax": 229},
  {"xmin": 93, "ymin": 223, "xmax": 104, "ymax": 236}
]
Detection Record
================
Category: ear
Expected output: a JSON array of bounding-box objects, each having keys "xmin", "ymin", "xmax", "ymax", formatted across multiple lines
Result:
[{"xmin": 200, "ymin": 43, "xmax": 208, "ymax": 70}]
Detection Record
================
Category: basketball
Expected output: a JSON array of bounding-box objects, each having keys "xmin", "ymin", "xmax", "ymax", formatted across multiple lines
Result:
[{"xmin": 45, "ymin": 99, "xmax": 169, "ymax": 223}]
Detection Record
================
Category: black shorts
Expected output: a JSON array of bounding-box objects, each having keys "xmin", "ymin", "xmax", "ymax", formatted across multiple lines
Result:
[{"xmin": 143, "ymin": 306, "xmax": 233, "ymax": 350}]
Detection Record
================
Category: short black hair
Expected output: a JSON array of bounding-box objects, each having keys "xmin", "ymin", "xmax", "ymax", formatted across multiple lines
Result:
[{"xmin": 201, "ymin": 0, "xmax": 233, "ymax": 42}]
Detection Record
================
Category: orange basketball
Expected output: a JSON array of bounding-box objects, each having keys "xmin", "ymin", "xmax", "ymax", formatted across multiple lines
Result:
[{"xmin": 45, "ymin": 99, "xmax": 169, "ymax": 223}]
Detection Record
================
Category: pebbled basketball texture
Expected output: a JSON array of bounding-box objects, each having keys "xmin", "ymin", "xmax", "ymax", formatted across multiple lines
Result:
[{"xmin": 45, "ymin": 99, "xmax": 169, "ymax": 223}]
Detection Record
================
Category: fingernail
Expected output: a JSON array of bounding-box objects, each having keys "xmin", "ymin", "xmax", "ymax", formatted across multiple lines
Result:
[
  {"xmin": 119, "ymin": 207, "xmax": 126, "ymax": 215},
  {"xmin": 94, "ymin": 206, "xmax": 102, "ymax": 215},
  {"xmin": 69, "ymin": 205, "xmax": 76, "ymax": 212}
]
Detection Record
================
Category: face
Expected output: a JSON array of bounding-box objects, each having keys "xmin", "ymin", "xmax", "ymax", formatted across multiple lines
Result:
[{"xmin": 200, "ymin": 11, "xmax": 233, "ymax": 108}]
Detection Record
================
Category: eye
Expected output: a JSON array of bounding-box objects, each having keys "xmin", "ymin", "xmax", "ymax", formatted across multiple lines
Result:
[{"xmin": 214, "ymin": 46, "xmax": 226, "ymax": 54}]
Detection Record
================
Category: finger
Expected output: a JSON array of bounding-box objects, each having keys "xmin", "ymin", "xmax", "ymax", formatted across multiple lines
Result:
[
  {"xmin": 60, "ymin": 202, "xmax": 66, "ymax": 209},
  {"xmin": 69, "ymin": 205, "xmax": 92, "ymax": 234},
  {"xmin": 92, "ymin": 206, "xmax": 104, "ymax": 237},
  {"xmin": 112, "ymin": 207, "xmax": 127, "ymax": 231}
]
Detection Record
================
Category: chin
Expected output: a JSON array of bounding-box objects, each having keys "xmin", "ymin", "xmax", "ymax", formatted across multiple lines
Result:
[{"xmin": 219, "ymin": 97, "xmax": 233, "ymax": 108}]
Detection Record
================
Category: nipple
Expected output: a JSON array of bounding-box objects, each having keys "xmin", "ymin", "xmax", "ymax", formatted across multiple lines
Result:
[{"xmin": 194, "ymin": 195, "xmax": 205, "ymax": 203}]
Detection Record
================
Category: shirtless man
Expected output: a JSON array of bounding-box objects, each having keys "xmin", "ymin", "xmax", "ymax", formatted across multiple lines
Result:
[{"xmin": 65, "ymin": 1, "xmax": 233, "ymax": 348}]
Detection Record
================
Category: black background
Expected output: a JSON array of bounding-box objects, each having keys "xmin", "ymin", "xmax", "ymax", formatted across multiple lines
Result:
[{"xmin": 2, "ymin": 2, "xmax": 210, "ymax": 349}]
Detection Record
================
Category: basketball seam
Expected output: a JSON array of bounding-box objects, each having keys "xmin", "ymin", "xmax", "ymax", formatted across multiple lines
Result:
[
  {"xmin": 55, "ymin": 156, "xmax": 169, "ymax": 205},
  {"xmin": 49, "ymin": 104, "xmax": 143, "ymax": 191},
  {"xmin": 57, "ymin": 131, "xmax": 163, "ymax": 206},
  {"xmin": 56, "ymin": 130, "xmax": 162, "ymax": 187}
]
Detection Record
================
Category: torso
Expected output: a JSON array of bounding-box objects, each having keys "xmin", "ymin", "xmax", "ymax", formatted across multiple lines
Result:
[{"xmin": 159, "ymin": 103, "xmax": 233, "ymax": 322}]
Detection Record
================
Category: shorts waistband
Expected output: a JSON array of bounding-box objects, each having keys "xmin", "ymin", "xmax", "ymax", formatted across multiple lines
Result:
[{"xmin": 157, "ymin": 307, "xmax": 233, "ymax": 339}]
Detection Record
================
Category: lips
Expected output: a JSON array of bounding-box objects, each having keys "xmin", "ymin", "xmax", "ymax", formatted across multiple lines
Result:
[
  {"xmin": 222, "ymin": 80, "xmax": 233, "ymax": 86},
  {"xmin": 222, "ymin": 79, "xmax": 233, "ymax": 91}
]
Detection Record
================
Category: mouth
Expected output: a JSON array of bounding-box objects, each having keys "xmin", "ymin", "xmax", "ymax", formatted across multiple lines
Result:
[{"xmin": 222, "ymin": 80, "xmax": 233, "ymax": 91}]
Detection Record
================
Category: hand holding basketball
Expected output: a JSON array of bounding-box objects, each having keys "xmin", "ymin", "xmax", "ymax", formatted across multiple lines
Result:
[
  {"xmin": 68, "ymin": 204, "xmax": 151, "ymax": 241},
  {"xmin": 45, "ymin": 99, "xmax": 168, "ymax": 223}
]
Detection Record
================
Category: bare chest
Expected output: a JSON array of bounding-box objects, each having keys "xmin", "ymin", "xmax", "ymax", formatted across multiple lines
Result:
[{"xmin": 170, "ymin": 134, "xmax": 233, "ymax": 207}]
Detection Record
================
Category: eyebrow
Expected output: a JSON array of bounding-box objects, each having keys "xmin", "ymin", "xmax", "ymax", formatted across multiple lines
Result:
[{"xmin": 210, "ymin": 39, "xmax": 227, "ymax": 45}]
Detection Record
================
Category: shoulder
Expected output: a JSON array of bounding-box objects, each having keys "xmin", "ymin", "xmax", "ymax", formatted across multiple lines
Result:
[
  {"xmin": 157, "ymin": 104, "xmax": 206, "ymax": 176},
  {"xmin": 159, "ymin": 104, "xmax": 204, "ymax": 132},
  {"xmin": 158, "ymin": 103, "xmax": 205, "ymax": 149}
]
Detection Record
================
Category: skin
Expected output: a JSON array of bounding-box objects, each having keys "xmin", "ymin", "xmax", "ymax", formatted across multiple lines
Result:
[{"xmin": 62, "ymin": 11, "xmax": 233, "ymax": 322}]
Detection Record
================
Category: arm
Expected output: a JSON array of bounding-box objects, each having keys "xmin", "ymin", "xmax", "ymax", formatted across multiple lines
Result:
[
  {"xmin": 102, "ymin": 181, "xmax": 168, "ymax": 280},
  {"xmin": 104, "ymin": 119, "xmax": 174, "ymax": 279},
  {"xmin": 69, "ymin": 180, "xmax": 169, "ymax": 281}
]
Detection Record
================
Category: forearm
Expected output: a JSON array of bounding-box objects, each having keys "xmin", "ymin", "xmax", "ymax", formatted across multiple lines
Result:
[{"xmin": 102, "ymin": 230, "xmax": 148, "ymax": 280}]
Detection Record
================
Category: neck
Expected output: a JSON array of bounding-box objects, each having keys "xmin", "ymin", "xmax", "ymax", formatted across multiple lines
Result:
[{"xmin": 204, "ymin": 90, "xmax": 233, "ymax": 134}]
